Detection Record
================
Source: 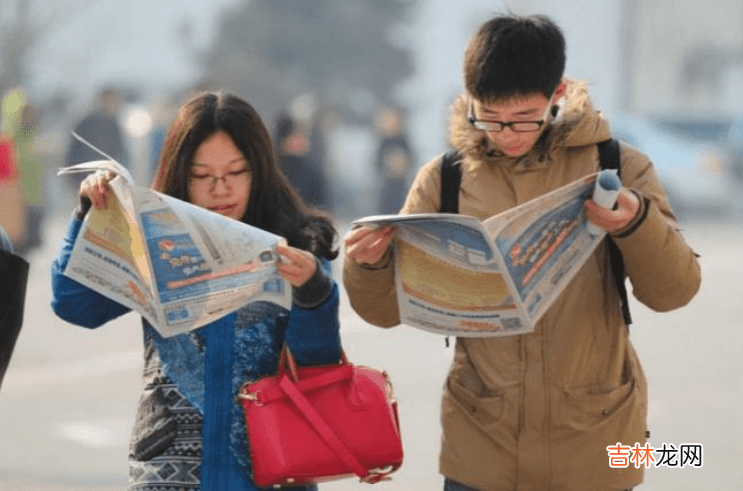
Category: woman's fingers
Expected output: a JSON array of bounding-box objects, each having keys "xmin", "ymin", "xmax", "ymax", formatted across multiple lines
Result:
[
  {"xmin": 276, "ymin": 245, "xmax": 317, "ymax": 287},
  {"xmin": 80, "ymin": 170, "xmax": 116, "ymax": 209}
]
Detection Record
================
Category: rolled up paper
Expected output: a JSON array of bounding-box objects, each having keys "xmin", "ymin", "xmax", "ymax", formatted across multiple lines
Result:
[{"xmin": 587, "ymin": 169, "xmax": 621, "ymax": 236}]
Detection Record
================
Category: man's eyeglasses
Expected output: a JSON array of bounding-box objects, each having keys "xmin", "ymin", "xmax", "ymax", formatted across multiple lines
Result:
[
  {"xmin": 188, "ymin": 168, "xmax": 250, "ymax": 189},
  {"xmin": 467, "ymin": 99, "xmax": 551, "ymax": 133}
]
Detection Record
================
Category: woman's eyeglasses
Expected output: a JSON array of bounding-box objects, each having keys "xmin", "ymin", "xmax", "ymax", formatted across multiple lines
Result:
[{"xmin": 188, "ymin": 168, "xmax": 250, "ymax": 189}]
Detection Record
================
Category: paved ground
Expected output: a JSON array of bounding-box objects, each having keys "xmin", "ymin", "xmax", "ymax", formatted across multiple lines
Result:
[{"xmin": 1, "ymin": 213, "xmax": 741, "ymax": 490}]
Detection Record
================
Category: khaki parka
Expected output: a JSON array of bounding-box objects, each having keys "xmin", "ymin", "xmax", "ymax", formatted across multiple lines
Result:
[{"xmin": 343, "ymin": 80, "xmax": 702, "ymax": 491}]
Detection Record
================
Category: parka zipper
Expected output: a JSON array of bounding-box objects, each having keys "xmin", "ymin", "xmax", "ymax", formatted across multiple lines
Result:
[{"xmin": 204, "ymin": 315, "xmax": 234, "ymax": 489}]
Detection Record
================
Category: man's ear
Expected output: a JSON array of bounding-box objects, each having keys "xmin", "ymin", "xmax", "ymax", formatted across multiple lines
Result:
[{"xmin": 552, "ymin": 80, "xmax": 567, "ymax": 103}]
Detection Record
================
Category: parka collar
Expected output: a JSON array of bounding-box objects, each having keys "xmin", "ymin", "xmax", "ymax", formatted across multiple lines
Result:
[{"xmin": 448, "ymin": 79, "xmax": 612, "ymax": 171}]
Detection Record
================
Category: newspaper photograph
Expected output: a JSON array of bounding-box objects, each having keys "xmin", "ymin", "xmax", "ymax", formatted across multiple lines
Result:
[
  {"xmin": 353, "ymin": 169, "xmax": 620, "ymax": 337},
  {"xmin": 57, "ymin": 148, "xmax": 290, "ymax": 338}
]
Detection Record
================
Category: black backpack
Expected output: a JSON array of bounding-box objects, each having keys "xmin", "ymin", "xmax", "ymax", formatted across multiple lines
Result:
[{"xmin": 439, "ymin": 139, "xmax": 632, "ymax": 326}]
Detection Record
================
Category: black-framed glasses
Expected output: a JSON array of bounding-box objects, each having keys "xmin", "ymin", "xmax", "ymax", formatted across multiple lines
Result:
[
  {"xmin": 188, "ymin": 168, "xmax": 250, "ymax": 190},
  {"xmin": 467, "ymin": 99, "xmax": 551, "ymax": 133}
]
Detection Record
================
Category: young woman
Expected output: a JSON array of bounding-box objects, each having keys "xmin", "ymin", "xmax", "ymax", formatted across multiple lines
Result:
[{"xmin": 51, "ymin": 91, "xmax": 342, "ymax": 491}]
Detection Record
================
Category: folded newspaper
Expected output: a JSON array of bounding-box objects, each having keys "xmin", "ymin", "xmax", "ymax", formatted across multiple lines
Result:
[
  {"xmin": 353, "ymin": 170, "xmax": 621, "ymax": 337},
  {"xmin": 57, "ymin": 153, "xmax": 290, "ymax": 338}
]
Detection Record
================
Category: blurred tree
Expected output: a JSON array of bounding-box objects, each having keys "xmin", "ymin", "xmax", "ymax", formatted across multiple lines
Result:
[
  {"xmin": 198, "ymin": 0, "xmax": 417, "ymax": 123},
  {"xmin": 0, "ymin": 1, "xmax": 90, "ymax": 101},
  {"xmin": 0, "ymin": 1, "xmax": 33, "ymax": 90}
]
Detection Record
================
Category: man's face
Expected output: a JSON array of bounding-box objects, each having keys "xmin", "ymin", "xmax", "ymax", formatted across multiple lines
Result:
[{"xmin": 470, "ymin": 92, "xmax": 558, "ymax": 158}]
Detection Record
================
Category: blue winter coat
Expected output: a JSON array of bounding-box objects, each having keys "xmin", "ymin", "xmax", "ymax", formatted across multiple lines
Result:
[{"xmin": 51, "ymin": 216, "xmax": 342, "ymax": 491}]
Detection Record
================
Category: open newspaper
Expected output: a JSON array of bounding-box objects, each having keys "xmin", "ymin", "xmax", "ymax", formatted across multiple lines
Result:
[
  {"xmin": 353, "ymin": 170, "xmax": 621, "ymax": 337},
  {"xmin": 57, "ymin": 148, "xmax": 290, "ymax": 338}
]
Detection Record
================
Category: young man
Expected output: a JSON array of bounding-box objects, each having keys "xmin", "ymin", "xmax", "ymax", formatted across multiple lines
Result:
[{"xmin": 343, "ymin": 14, "xmax": 701, "ymax": 491}]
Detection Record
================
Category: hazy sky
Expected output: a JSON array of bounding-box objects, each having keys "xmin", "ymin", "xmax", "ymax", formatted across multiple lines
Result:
[{"xmin": 27, "ymin": 0, "xmax": 238, "ymax": 103}]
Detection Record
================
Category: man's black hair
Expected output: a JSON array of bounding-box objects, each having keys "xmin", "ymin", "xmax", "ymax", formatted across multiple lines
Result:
[{"xmin": 464, "ymin": 14, "xmax": 566, "ymax": 101}]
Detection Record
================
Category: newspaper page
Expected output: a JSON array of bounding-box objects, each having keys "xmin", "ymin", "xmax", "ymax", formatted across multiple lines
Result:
[
  {"xmin": 58, "ymin": 158, "xmax": 290, "ymax": 338},
  {"xmin": 353, "ymin": 170, "xmax": 620, "ymax": 337}
]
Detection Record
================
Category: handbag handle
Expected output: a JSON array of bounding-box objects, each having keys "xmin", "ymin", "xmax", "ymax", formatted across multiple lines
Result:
[
  {"xmin": 244, "ymin": 365, "xmax": 355, "ymax": 405},
  {"xmin": 278, "ymin": 375, "xmax": 397, "ymax": 484},
  {"xmin": 278, "ymin": 344, "xmax": 349, "ymax": 382}
]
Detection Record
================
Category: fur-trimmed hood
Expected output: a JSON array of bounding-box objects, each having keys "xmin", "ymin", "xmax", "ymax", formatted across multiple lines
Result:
[{"xmin": 448, "ymin": 79, "xmax": 611, "ymax": 165}]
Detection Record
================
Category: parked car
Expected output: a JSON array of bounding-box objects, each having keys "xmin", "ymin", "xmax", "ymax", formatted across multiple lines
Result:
[
  {"xmin": 609, "ymin": 113, "xmax": 735, "ymax": 216},
  {"xmin": 726, "ymin": 115, "xmax": 743, "ymax": 182}
]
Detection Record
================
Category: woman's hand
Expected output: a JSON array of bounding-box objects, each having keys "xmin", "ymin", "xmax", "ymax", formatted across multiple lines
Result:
[
  {"xmin": 344, "ymin": 226, "xmax": 394, "ymax": 265},
  {"xmin": 79, "ymin": 170, "xmax": 116, "ymax": 210},
  {"xmin": 584, "ymin": 187, "xmax": 640, "ymax": 234},
  {"xmin": 277, "ymin": 245, "xmax": 317, "ymax": 287}
]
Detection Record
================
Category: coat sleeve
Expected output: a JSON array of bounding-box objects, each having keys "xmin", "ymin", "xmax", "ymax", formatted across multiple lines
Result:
[
  {"xmin": 342, "ymin": 157, "xmax": 443, "ymax": 328},
  {"xmin": 50, "ymin": 215, "xmax": 131, "ymax": 328},
  {"xmin": 0, "ymin": 226, "xmax": 13, "ymax": 252},
  {"xmin": 611, "ymin": 142, "xmax": 702, "ymax": 311},
  {"xmin": 283, "ymin": 259, "xmax": 342, "ymax": 366}
]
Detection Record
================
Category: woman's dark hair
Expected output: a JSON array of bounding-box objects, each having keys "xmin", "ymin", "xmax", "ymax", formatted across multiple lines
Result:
[
  {"xmin": 464, "ymin": 14, "xmax": 566, "ymax": 101},
  {"xmin": 152, "ymin": 91, "xmax": 338, "ymax": 260}
]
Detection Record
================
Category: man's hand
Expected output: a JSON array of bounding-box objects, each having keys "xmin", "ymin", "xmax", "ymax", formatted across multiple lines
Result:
[
  {"xmin": 344, "ymin": 226, "xmax": 394, "ymax": 265},
  {"xmin": 584, "ymin": 187, "xmax": 640, "ymax": 234}
]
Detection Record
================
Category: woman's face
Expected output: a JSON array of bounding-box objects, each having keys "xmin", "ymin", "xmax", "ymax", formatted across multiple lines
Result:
[{"xmin": 187, "ymin": 131, "xmax": 251, "ymax": 220}]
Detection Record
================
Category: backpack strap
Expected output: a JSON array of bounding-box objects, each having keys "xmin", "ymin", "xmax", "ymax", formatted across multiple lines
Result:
[
  {"xmin": 597, "ymin": 139, "xmax": 633, "ymax": 326},
  {"xmin": 440, "ymin": 150, "xmax": 462, "ymax": 214},
  {"xmin": 439, "ymin": 150, "xmax": 462, "ymax": 347},
  {"xmin": 597, "ymin": 138, "xmax": 621, "ymax": 173}
]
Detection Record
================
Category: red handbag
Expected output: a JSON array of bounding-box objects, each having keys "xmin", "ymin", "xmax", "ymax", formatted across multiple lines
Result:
[{"xmin": 238, "ymin": 346, "xmax": 404, "ymax": 488}]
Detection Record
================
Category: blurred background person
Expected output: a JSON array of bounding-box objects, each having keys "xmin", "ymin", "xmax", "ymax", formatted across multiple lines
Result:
[
  {"xmin": 10, "ymin": 97, "xmax": 46, "ymax": 256},
  {"xmin": 147, "ymin": 96, "xmax": 177, "ymax": 185},
  {"xmin": 307, "ymin": 103, "xmax": 335, "ymax": 213},
  {"xmin": 64, "ymin": 86, "xmax": 127, "ymax": 201},
  {"xmin": 273, "ymin": 110, "xmax": 330, "ymax": 210},
  {"xmin": 374, "ymin": 105, "xmax": 414, "ymax": 215},
  {"xmin": 0, "ymin": 87, "xmax": 28, "ymax": 253}
]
